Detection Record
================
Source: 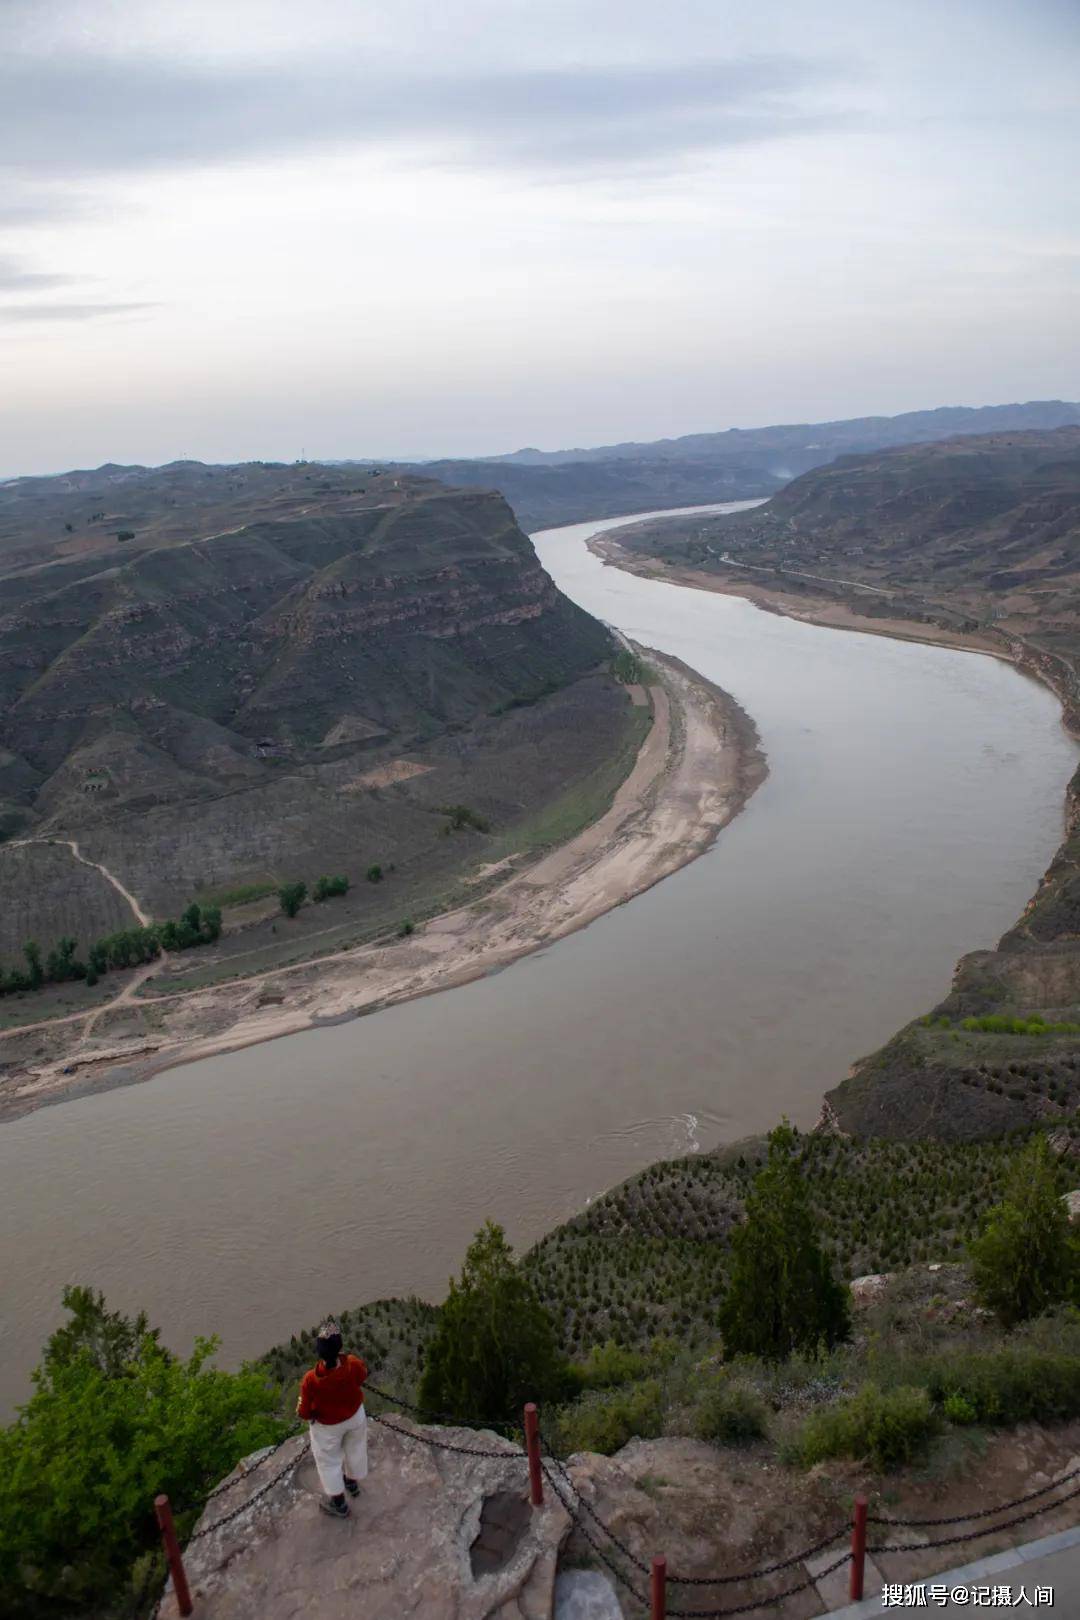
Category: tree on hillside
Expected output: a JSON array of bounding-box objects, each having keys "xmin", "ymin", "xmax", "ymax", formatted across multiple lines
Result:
[
  {"xmin": 201, "ymin": 904, "xmax": 223, "ymax": 941},
  {"xmin": 23, "ymin": 942, "xmax": 43, "ymax": 990},
  {"xmin": 719, "ymin": 1122, "xmax": 851, "ymax": 1360},
  {"xmin": 419, "ymin": 1221, "xmax": 568, "ymax": 1426},
  {"xmin": 969, "ymin": 1135, "xmax": 1080, "ymax": 1327},
  {"xmin": 278, "ymin": 881, "xmax": 307, "ymax": 919},
  {"xmin": 313, "ymin": 875, "xmax": 349, "ymax": 901},
  {"xmin": 0, "ymin": 1289, "xmax": 285, "ymax": 1617},
  {"xmin": 45, "ymin": 937, "xmax": 84, "ymax": 984}
]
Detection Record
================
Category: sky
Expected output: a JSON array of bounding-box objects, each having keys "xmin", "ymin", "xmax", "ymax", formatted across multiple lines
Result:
[{"xmin": 2, "ymin": 0, "xmax": 1079, "ymax": 474}]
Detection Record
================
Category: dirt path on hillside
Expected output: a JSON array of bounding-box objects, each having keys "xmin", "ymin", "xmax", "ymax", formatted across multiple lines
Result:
[
  {"xmin": 8, "ymin": 835, "xmax": 152, "ymax": 929},
  {"xmin": 0, "ymin": 652, "xmax": 767, "ymax": 1121}
]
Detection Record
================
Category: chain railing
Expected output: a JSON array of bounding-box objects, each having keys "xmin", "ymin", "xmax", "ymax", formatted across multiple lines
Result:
[{"xmin": 153, "ymin": 1386, "xmax": 1080, "ymax": 1620}]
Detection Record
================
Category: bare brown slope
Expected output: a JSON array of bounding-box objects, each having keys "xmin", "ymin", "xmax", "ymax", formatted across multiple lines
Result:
[{"xmin": 0, "ymin": 472, "xmax": 624, "ymax": 969}]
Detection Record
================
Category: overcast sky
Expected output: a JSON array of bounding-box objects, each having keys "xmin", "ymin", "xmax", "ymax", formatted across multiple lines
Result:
[{"xmin": 3, "ymin": 0, "xmax": 1078, "ymax": 474}]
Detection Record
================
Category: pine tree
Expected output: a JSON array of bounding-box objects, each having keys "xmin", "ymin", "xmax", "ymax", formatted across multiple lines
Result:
[
  {"xmin": 719, "ymin": 1122, "xmax": 851, "ymax": 1359},
  {"xmin": 419, "ymin": 1221, "xmax": 567, "ymax": 1425},
  {"xmin": 278, "ymin": 881, "xmax": 307, "ymax": 918},
  {"xmin": 969, "ymin": 1135, "xmax": 1079, "ymax": 1327}
]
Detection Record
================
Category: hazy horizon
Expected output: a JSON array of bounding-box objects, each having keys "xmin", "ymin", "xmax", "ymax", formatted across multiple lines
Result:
[
  {"xmin": 3, "ymin": 0, "xmax": 1079, "ymax": 476},
  {"xmin": 5, "ymin": 394, "xmax": 1080, "ymax": 485}
]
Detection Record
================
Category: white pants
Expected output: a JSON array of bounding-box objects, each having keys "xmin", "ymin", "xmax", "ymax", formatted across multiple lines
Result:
[{"xmin": 309, "ymin": 1405, "xmax": 369, "ymax": 1498}]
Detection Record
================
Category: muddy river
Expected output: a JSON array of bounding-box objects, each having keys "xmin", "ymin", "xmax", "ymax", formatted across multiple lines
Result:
[{"xmin": 1, "ymin": 504, "xmax": 1076, "ymax": 1409}]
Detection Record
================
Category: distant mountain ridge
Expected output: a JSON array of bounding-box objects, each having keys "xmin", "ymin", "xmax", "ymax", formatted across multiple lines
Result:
[
  {"xmin": 493, "ymin": 400, "xmax": 1080, "ymax": 466},
  {"xmin": 381, "ymin": 401, "xmax": 1080, "ymax": 531}
]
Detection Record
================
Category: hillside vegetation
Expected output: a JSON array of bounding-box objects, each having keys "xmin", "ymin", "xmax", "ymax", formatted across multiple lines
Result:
[{"xmin": 265, "ymin": 1121, "xmax": 1080, "ymax": 1389}]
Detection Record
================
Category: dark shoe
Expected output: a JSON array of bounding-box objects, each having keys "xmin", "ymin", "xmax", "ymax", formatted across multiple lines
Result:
[
  {"xmin": 343, "ymin": 1476, "xmax": 361, "ymax": 1497},
  {"xmin": 320, "ymin": 1494, "xmax": 350, "ymax": 1519}
]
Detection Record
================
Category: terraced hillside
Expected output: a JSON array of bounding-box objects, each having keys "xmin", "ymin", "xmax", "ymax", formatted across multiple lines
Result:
[
  {"xmin": 0, "ymin": 464, "xmax": 629, "ymax": 972},
  {"xmin": 265, "ymin": 1121, "xmax": 1080, "ymax": 1394}
]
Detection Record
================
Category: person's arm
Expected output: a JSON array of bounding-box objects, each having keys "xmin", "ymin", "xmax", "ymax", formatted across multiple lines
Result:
[
  {"xmin": 297, "ymin": 1372, "xmax": 317, "ymax": 1421},
  {"xmin": 351, "ymin": 1355, "xmax": 369, "ymax": 1391}
]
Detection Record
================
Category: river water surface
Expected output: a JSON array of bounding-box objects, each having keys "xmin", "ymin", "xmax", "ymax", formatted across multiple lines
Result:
[{"xmin": 1, "ymin": 504, "xmax": 1076, "ymax": 1409}]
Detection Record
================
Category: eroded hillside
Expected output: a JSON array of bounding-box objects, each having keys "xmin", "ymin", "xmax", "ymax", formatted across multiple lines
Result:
[{"xmin": 0, "ymin": 466, "xmax": 629, "ymax": 975}]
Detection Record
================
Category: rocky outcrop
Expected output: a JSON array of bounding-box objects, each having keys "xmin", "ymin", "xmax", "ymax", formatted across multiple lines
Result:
[
  {"xmin": 162, "ymin": 1421, "xmax": 570, "ymax": 1620},
  {"xmin": 163, "ymin": 1426, "xmax": 847, "ymax": 1620}
]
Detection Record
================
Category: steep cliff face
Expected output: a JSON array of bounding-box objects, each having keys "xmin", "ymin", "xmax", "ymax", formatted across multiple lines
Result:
[{"xmin": 0, "ymin": 481, "xmax": 612, "ymax": 819}]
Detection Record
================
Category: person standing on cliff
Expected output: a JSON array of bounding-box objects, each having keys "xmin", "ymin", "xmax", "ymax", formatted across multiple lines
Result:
[{"xmin": 297, "ymin": 1318, "xmax": 370, "ymax": 1519}]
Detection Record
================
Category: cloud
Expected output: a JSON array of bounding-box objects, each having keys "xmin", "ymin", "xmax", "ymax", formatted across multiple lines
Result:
[
  {"xmin": 1, "ymin": 51, "xmax": 851, "ymax": 180},
  {"xmin": 0, "ymin": 257, "xmax": 74, "ymax": 292},
  {"xmin": 0, "ymin": 302, "xmax": 157, "ymax": 324},
  {"xmin": 0, "ymin": 188, "xmax": 111, "ymax": 227}
]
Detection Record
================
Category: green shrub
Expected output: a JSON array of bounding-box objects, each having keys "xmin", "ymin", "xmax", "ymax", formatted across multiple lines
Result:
[
  {"xmin": 366, "ymin": 864, "xmax": 383, "ymax": 884},
  {"xmin": 969, "ymin": 1136, "xmax": 1080, "ymax": 1327},
  {"xmin": 278, "ymin": 881, "xmax": 307, "ymax": 918},
  {"xmin": 694, "ymin": 1376, "xmax": 768, "ymax": 1444},
  {"xmin": 313, "ymin": 874, "xmax": 350, "ymax": 902},
  {"xmin": 611, "ymin": 649, "xmax": 644, "ymax": 685},
  {"xmin": 437, "ymin": 804, "xmax": 491, "ymax": 834},
  {"xmin": 794, "ymin": 1383, "xmax": 938, "ymax": 1471},
  {"xmin": 916, "ymin": 1347, "xmax": 1080, "ymax": 1427},
  {"xmin": 573, "ymin": 1341, "xmax": 651, "ymax": 1390},
  {"xmin": 554, "ymin": 1379, "xmax": 664, "ymax": 1456},
  {"xmin": 943, "ymin": 1392, "xmax": 978, "ymax": 1426},
  {"xmin": 0, "ymin": 1288, "xmax": 285, "ymax": 1615},
  {"xmin": 961, "ymin": 1014, "xmax": 1080, "ymax": 1036}
]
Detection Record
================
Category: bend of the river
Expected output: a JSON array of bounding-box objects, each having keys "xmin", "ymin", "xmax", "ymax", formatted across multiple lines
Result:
[{"xmin": 1, "ymin": 503, "xmax": 1076, "ymax": 1410}]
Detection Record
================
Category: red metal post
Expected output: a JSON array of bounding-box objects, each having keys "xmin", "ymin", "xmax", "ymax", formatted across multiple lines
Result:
[
  {"xmin": 651, "ymin": 1554, "xmax": 667, "ymax": 1620},
  {"xmin": 154, "ymin": 1494, "xmax": 193, "ymax": 1617},
  {"xmin": 524, "ymin": 1403, "xmax": 544, "ymax": 1507},
  {"xmin": 849, "ymin": 1494, "xmax": 868, "ymax": 1602}
]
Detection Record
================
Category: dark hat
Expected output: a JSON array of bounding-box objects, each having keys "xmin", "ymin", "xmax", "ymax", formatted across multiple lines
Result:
[{"xmin": 316, "ymin": 1317, "xmax": 342, "ymax": 1366}]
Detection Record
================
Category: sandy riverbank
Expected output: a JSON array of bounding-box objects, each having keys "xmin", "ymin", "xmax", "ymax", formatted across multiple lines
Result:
[{"xmin": 0, "ymin": 649, "xmax": 766, "ymax": 1122}]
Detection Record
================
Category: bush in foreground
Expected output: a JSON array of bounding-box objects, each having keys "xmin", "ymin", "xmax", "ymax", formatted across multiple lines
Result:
[
  {"xmin": 968, "ymin": 1136, "xmax": 1080, "ymax": 1327},
  {"xmin": 693, "ymin": 1374, "xmax": 768, "ymax": 1444},
  {"xmin": 553, "ymin": 1379, "xmax": 664, "ymax": 1456},
  {"xmin": 0, "ymin": 1288, "xmax": 285, "ymax": 1618},
  {"xmin": 793, "ymin": 1382, "xmax": 939, "ymax": 1471},
  {"xmin": 912, "ymin": 1344, "xmax": 1080, "ymax": 1427}
]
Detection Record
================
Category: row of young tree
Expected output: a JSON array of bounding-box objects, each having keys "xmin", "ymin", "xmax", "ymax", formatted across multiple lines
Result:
[
  {"xmin": 0, "ymin": 901, "xmax": 222, "ymax": 998},
  {"xmin": 421, "ymin": 1124, "xmax": 1080, "ymax": 1423},
  {"xmin": 278, "ymin": 869, "xmax": 385, "ymax": 918}
]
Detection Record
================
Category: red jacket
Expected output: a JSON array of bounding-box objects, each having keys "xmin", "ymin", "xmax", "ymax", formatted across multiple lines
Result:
[{"xmin": 297, "ymin": 1354, "xmax": 369, "ymax": 1425}]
